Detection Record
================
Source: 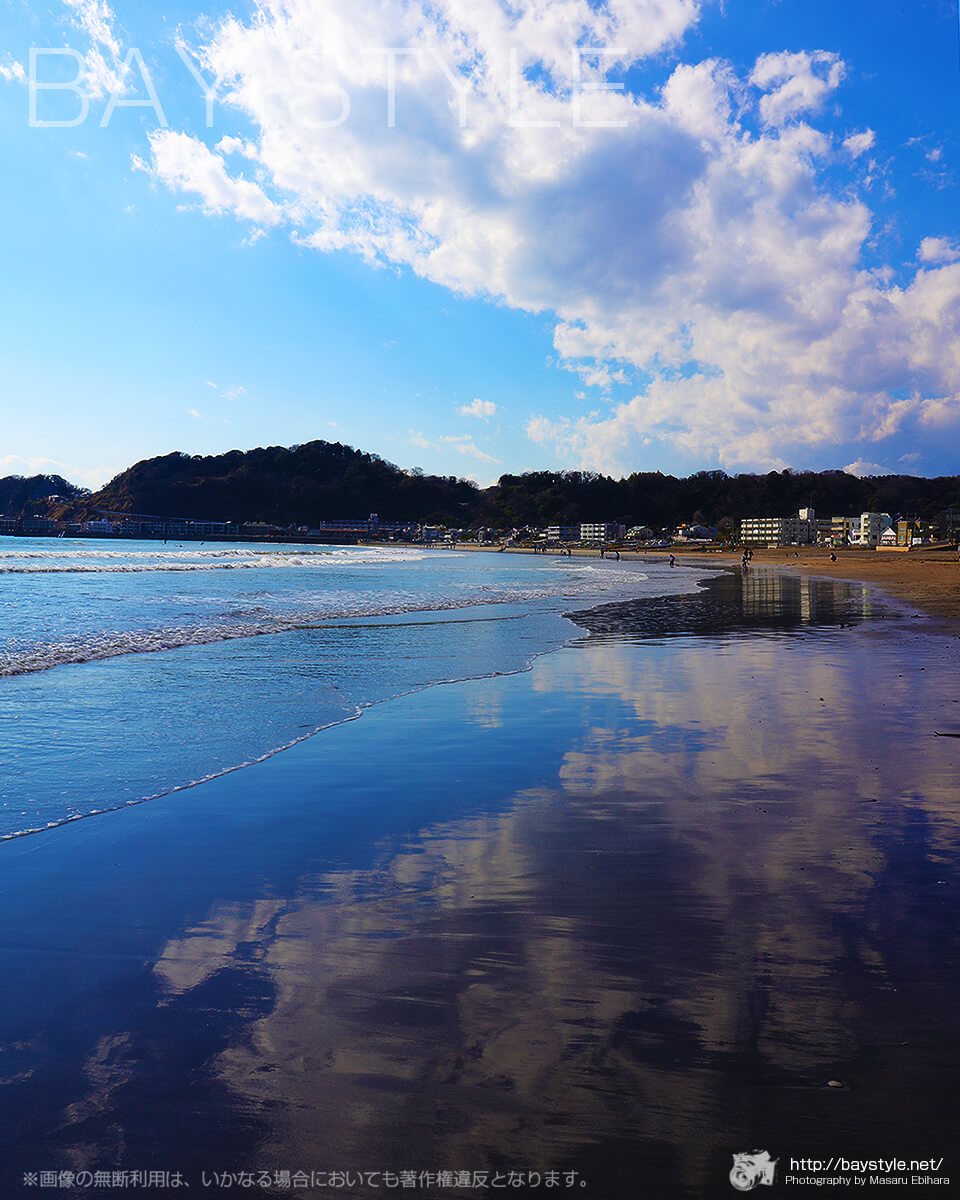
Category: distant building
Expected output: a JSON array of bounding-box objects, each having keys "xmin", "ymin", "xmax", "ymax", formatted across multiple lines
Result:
[
  {"xmin": 879, "ymin": 526, "xmax": 898, "ymax": 546},
  {"xmin": 626, "ymin": 524, "xmax": 655, "ymax": 541},
  {"xmin": 859, "ymin": 512, "xmax": 893, "ymax": 548},
  {"xmin": 579, "ymin": 522, "xmax": 623, "ymax": 543},
  {"xmin": 740, "ymin": 510, "xmax": 816, "ymax": 546},
  {"xmin": 896, "ymin": 518, "xmax": 933, "ymax": 546},
  {"xmin": 675, "ymin": 523, "xmax": 717, "ymax": 541},
  {"xmin": 830, "ymin": 515, "xmax": 860, "ymax": 546},
  {"xmin": 545, "ymin": 525, "xmax": 580, "ymax": 542}
]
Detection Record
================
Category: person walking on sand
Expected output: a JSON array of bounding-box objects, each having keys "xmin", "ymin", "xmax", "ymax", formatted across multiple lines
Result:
[{"xmin": 669, "ymin": 554, "xmax": 676, "ymax": 567}]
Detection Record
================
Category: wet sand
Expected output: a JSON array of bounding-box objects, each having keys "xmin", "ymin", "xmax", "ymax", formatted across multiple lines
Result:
[
  {"xmin": 1, "ymin": 573, "xmax": 959, "ymax": 1198},
  {"xmin": 421, "ymin": 542, "xmax": 960, "ymax": 622},
  {"xmin": 674, "ymin": 547, "xmax": 960, "ymax": 623}
]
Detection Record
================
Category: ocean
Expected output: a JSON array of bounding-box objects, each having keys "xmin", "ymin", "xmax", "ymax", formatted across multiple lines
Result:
[{"xmin": 0, "ymin": 538, "xmax": 702, "ymax": 841}]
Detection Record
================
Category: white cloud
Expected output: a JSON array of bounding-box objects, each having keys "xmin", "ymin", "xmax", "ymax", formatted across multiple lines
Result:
[
  {"xmin": 142, "ymin": 5, "xmax": 960, "ymax": 474},
  {"xmin": 0, "ymin": 453, "xmax": 111, "ymax": 490},
  {"xmin": 843, "ymin": 129, "xmax": 875, "ymax": 158},
  {"xmin": 216, "ymin": 136, "xmax": 259, "ymax": 160},
  {"xmin": 0, "ymin": 453, "xmax": 64, "ymax": 475},
  {"xmin": 843, "ymin": 459, "xmax": 887, "ymax": 478},
  {"xmin": 918, "ymin": 236, "xmax": 960, "ymax": 265},
  {"xmin": 459, "ymin": 398, "xmax": 497, "ymax": 419},
  {"xmin": 0, "ymin": 58, "xmax": 25, "ymax": 84},
  {"xmin": 749, "ymin": 50, "xmax": 844, "ymax": 127},
  {"xmin": 454, "ymin": 441, "xmax": 499, "ymax": 463},
  {"xmin": 188, "ymin": 408, "xmax": 203, "ymax": 418},
  {"xmin": 136, "ymin": 131, "xmax": 283, "ymax": 226},
  {"xmin": 204, "ymin": 381, "xmax": 249, "ymax": 401},
  {"xmin": 438, "ymin": 433, "xmax": 499, "ymax": 461},
  {"xmin": 408, "ymin": 430, "xmax": 434, "ymax": 449},
  {"xmin": 61, "ymin": 0, "xmax": 129, "ymax": 98},
  {"xmin": 917, "ymin": 393, "xmax": 960, "ymax": 428},
  {"xmin": 567, "ymin": 363, "xmax": 628, "ymax": 390}
]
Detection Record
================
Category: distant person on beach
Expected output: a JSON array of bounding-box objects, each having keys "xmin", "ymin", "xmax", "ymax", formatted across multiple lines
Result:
[
  {"xmin": 830, "ymin": 552, "xmax": 837, "ymax": 562},
  {"xmin": 669, "ymin": 554, "xmax": 676, "ymax": 567}
]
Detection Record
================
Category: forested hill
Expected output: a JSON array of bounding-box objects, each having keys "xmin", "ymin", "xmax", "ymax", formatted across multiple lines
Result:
[
  {"xmin": 78, "ymin": 442, "xmax": 480, "ymax": 526},
  {"xmin": 0, "ymin": 474, "xmax": 88, "ymax": 517},
  {"xmin": 479, "ymin": 468, "xmax": 960, "ymax": 529},
  {"xmin": 8, "ymin": 442, "xmax": 960, "ymax": 530}
]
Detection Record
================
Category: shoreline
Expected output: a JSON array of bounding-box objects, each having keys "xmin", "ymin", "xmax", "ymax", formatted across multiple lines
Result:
[
  {"xmin": 424, "ymin": 541, "xmax": 960, "ymax": 624},
  {"xmin": 674, "ymin": 546, "xmax": 960, "ymax": 624}
]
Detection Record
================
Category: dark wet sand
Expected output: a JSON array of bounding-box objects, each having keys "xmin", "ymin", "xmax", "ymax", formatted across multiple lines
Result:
[{"xmin": 2, "ymin": 573, "xmax": 960, "ymax": 1198}]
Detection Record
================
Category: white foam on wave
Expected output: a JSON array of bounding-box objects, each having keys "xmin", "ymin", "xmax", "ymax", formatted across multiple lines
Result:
[
  {"xmin": 0, "ymin": 570, "xmax": 650, "ymax": 678},
  {"xmin": 0, "ymin": 545, "xmax": 430, "ymax": 573}
]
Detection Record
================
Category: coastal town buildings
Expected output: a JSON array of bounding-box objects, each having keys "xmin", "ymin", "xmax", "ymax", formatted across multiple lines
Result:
[
  {"xmin": 545, "ymin": 524, "xmax": 581, "ymax": 542},
  {"xmin": 859, "ymin": 512, "xmax": 894, "ymax": 547},
  {"xmin": 830, "ymin": 516, "xmax": 860, "ymax": 545},
  {"xmin": 740, "ymin": 510, "xmax": 817, "ymax": 546},
  {"xmin": 579, "ymin": 522, "xmax": 625, "ymax": 544}
]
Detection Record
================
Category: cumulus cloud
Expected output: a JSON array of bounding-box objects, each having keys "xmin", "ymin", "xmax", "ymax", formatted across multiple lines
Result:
[
  {"xmin": 842, "ymin": 129, "xmax": 875, "ymax": 158},
  {"xmin": 140, "ymin": 2, "xmax": 960, "ymax": 474},
  {"xmin": 135, "ymin": 131, "xmax": 283, "ymax": 226},
  {"xmin": 918, "ymin": 236, "xmax": 960, "ymax": 265},
  {"xmin": 843, "ymin": 459, "xmax": 887, "ymax": 478},
  {"xmin": 459, "ymin": 399, "xmax": 497, "ymax": 419},
  {"xmin": 749, "ymin": 50, "xmax": 844, "ymax": 127}
]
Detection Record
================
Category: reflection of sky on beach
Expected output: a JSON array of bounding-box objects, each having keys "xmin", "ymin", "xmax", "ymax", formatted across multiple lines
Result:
[
  {"xmin": 150, "ymin": 621, "xmax": 960, "ymax": 1195},
  {"xmin": 2, "ymin": 589, "xmax": 960, "ymax": 1197}
]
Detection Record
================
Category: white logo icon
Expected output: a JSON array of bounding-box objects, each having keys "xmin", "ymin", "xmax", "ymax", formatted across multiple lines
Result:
[{"xmin": 729, "ymin": 1151, "xmax": 778, "ymax": 1191}]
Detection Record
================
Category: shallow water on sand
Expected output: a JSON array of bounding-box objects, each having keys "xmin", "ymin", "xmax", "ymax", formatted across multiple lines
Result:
[
  {"xmin": 1, "ymin": 573, "xmax": 959, "ymax": 1198},
  {"xmin": 0, "ymin": 540, "xmax": 695, "ymax": 840}
]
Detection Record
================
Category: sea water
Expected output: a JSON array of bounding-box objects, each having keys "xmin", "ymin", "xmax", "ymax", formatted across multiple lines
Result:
[{"xmin": 0, "ymin": 538, "xmax": 702, "ymax": 839}]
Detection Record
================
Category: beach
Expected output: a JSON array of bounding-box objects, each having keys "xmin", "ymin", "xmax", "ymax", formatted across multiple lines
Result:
[
  {"xmin": 443, "ymin": 542, "xmax": 960, "ymax": 622},
  {"xmin": 674, "ymin": 547, "xmax": 960, "ymax": 623},
  {"xmin": 1, "ymin": 550, "xmax": 959, "ymax": 1197}
]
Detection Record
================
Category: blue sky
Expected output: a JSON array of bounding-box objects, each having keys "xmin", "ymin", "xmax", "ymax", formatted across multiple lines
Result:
[{"xmin": 1, "ymin": 0, "xmax": 958, "ymax": 490}]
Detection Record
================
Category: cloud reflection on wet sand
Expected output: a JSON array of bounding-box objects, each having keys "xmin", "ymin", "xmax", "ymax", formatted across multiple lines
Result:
[{"xmin": 143, "ymin": 609, "xmax": 960, "ymax": 1196}]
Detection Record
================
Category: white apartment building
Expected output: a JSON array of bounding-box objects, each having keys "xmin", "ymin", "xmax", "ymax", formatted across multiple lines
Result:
[
  {"xmin": 580, "ymin": 522, "xmax": 624, "ymax": 543},
  {"xmin": 740, "ymin": 509, "xmax": 817, "ymax": 546},
  {"xmin": 859, "ymin": 512, "xmax": 893, "ymax": 547}
]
